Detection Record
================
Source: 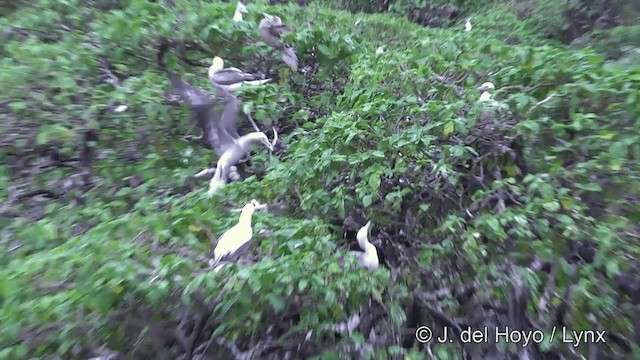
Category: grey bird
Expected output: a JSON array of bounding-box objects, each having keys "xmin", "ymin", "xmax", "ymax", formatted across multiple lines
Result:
[
  {"xmin": 259, "ymin": 14, "xmax": 298, "ymax": 70},
  {"xmin": 163, "ymin": 67, "xmax": 223, "ymax": 147},
  {"xmin": 158, "ymin": 45, "xmax": 275, "ymax": 195}
]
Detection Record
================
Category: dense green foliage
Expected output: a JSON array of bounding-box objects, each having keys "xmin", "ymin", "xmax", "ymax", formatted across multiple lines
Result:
[{"xmin": 1, "ymin": 0, "xmax": 640, "ymax": 359}]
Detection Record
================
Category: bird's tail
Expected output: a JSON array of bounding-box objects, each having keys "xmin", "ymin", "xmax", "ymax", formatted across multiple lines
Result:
[
  {"xmin": 207, "ymin": 164, "xmax": 227, "ymax": 197},
  {"xmin": 281, "ymin": 47, "xmax": 298, "ymax": 70},
  {"xmin": 208, "ymin": 177, "xmax": 226, "ymax": 198},
  {"xmin": 213, "ymin": 263, "xmax": 226, "ymax": 273},
  {"xmin": 244, "ymin": 78, "xmax": 272, "ymax": 86}
]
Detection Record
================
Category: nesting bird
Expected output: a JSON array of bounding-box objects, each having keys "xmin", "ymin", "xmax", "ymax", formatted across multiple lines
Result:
[
  {"xmin": 464, "ymin": 18, "xmax": 472, "ymax": 32},
  {"xmin": 351, "ymin": 221, "xmax": 379, "ymax": 270},
  {"xmin": 232, "ymin": 1, "xmax": 248, "ymax": 22},
  {"xmin": 478, "ymin": 82, "xmax": 495, "ymax": 102},
  {"xmin": 259, "ymin": 14, "xmax": 299, "ymax": 70},
  {"xmin": 210, "ymin": 199, "xmax": 268, "ymax": 267},
  {"xmin": 208, "ymin": 56, "xmax": 272, "ymax": 92}
]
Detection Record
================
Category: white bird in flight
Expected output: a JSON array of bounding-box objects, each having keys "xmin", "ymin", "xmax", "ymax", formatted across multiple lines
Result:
[
  {"xmin": 233, "ymin": 1, "xmax": 248, "ymax": 22},
  {"xmin": 210, "ymin": 199, "xmax": 268, "ymax": 267}
]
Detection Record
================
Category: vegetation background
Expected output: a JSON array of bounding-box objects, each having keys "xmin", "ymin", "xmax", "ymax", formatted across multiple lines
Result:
[{"xmin": 1, "ymin": 0, "xmax": 640, "ymax": 358}]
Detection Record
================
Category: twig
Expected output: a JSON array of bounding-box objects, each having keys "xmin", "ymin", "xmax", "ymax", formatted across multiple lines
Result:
[{"xmin": 526, "ymin": 93, "xmax": 562, "ymax": 116}]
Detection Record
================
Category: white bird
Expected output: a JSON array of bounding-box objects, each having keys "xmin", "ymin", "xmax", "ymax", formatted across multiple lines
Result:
[
  {"xmin": 259, "ymin": 14, "xmax": 298, "ymax": 70},
  {"xmin": 208, "ymin": 56, "xmax": 272, "ymax": 92},
  {"xmin": 207, "ymin": 130, "xmax": 276, "ymax": 197},
  {"xmin": 232, "ymin": 1, "xmax": 248, "ymax": 22},
  {"xmin": 465, "ymin": 18, "xmax": 472, "ymax": 32},
  {"xmin": 113, "ymin": 105, "xmax": 128, "ymax": 113},
  {"xmin": 351, "ymin": 221, "xmax": 379, "ymax": 270},
  {"xmin": 478, "ymin": 82, "xmax": 495, "ymax": 102},
  {"xmin": 211, "ymin": 199, "xmax": 268, "ymax": 267},
  {"xmin": 160, "ymin": 59, "xmax": 276, "ymax": 194}
]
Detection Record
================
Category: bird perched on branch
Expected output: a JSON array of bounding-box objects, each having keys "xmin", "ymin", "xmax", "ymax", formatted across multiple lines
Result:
[
  {"xmin": 351, "ymin": 221, "xmax": 379, "ymax": 270},
  {"xmin": 210, "ymin": 199, "xmax": 268, "ymax": 268},
  {"xmin": 208, "ymin": 56, "xmax": 271, "ymax": 92},
  {"xmin": 259, "ymin": 14, "xmax": 299, "ymax": 70},
  {"xmin": 232, "ymin": 1, "xmax": 248, "ymax": 22}
]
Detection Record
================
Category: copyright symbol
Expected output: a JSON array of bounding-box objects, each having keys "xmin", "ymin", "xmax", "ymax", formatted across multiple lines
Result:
[{"xmin": 415, "ymin": 326, "xmax": 433, "ymax": 343}]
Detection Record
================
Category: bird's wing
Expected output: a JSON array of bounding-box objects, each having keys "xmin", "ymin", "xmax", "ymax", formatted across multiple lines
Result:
[
  {"xmin": 268, "ymin": 23, "xmax": 292, "ymax": 38},
  {"xmin": 168, "ymin": 72, "xmax": 217, "ymax": 109},
  {"xmin": 216, "ymin": 240, "xmax": 252, "ymax": 263},
  {"xmin": 219, "ymin": 93, "xmax": 242, "ymax": 140},
  {"xmin": 166, "ymin": 71, "xmax": 230, "ymax": 152},
  {"xmin": 281, "ymin": 47, "xmax": 298, "ymax": 70},
  {"xmin": 211, "ymin": 69, "xmax": 258, "ymax": 86},
  {"xmin": 209, "ymin": 97, "xmax": 238, "ymax": 155}
]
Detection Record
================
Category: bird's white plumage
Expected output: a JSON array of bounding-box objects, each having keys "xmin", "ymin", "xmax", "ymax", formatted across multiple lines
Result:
[
  {"xmin": 212, "ymin": 199, "xmax": 266, "ymax": 263},
  {"xmin": 478, "ymin": 82, "xmax": 495, "ymax": 102},
  {"xmin": 479, "ymin": 91, "xmax": 492, "ymax": 102},
  {"xmin": 352, "ymin": 221, "xmax": 379, "ymax": 270},
  {"xmin": 233, "ymin": 2, "xmax": 247, "ymax": 22},
  {"xmin": 464, "ymin": 18, "xmax": 472, "ymax": 32},
  {"xmin": 207, "ymin": 132, "xmax": 275, "ymax": 197}
]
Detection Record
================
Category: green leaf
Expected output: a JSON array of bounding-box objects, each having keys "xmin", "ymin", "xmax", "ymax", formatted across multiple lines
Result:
[
  {"xmin": 13, "ymin": 345, "xmax": 28, "ymax": 359},
  {"xmin": 298, "ymin": 279, "xmax": 308, "ymax": 292},
  {"xmin": 443, "ymin": 121, "xmax": 455, "ymax": 136},
  {"xmin": 8, "ymin": 101, "xmax": 26, "ymax": 112},
  {"xmin": 368, "ymin": 173, "xmax": 381, "ymax": 191},
  {"xmin": 362, "ymin": 195, "xmax": 372, "ymax": 207},
  {"xmin": 486, "ymin": 218, "xmax": 500, "ymax": 233},
  {"xmin": 556, "ymin": 215, "xmax": 574, "ymax": 225},
  {"xmin": 317, "ymin": 44, "xmax": 335, "ymax": 58},
  {"xmin": 560, "ymin": 197, "xmax": 574, "ymax": 209},
  {"xmin": 542, "ymin": 201, "xmax": 560, "ymax": 212},
  {"xmin": 606, "ymin": 261, "xmax": 619, "ymax": 278},
  {"xmin": 270, "ymin": 296, "xmax": 285, "ymax": 312}
]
